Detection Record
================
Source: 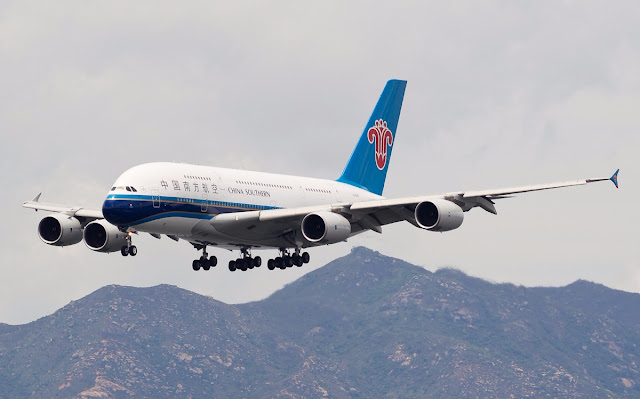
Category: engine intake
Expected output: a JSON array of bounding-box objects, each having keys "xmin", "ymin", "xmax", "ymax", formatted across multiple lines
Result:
[
  {"xmin": 38, "ymin": 214, "xmax": 83, "ymax": 246},
  {"xmin": 83, "ymin": 220, "xmax": 128, "ymax": 253},
  {"xmin": 301, "ymin": 211, "xmax": 351, "ymax": 244},
  {"xmin": 415, "ymin": 200, "xmax": 464, "ymax": 232}
]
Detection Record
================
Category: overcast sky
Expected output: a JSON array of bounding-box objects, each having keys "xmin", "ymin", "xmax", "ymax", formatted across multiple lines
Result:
[{"xmin": 1, "ymin": 1, "xmax": 637, "ymax": 324}]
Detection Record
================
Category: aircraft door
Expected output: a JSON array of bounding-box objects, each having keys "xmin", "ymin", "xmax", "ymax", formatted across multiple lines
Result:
[{"xmin": 152, "ymin": 189, "xmax": 160, "ymax": 209}]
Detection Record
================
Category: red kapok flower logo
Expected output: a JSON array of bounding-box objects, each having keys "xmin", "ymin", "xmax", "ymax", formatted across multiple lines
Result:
[{"xmin": 367, "ymin": 119, "xmax": 393, "ymax": 170}]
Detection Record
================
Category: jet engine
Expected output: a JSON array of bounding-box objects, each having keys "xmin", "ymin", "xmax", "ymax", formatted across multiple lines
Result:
[
  {"xmin": 83, "ymin": 219, "xmax": 128, "ymax": 253},
  {"xmin": 301, "ymin": 211, "xmax": 351, "ymax": 244},
  {"xmin": 38, "ymin": 213, "xmax": 83, "ymax": 246},
  {"xmin": 414, "ymin": 199, "xmax": 464, "ymax": 232}
]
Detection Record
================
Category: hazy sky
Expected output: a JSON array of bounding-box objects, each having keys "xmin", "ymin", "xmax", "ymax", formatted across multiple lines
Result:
[{"xmin": 1, "ymin": 1, "xmax": 637, "ymax": 324}]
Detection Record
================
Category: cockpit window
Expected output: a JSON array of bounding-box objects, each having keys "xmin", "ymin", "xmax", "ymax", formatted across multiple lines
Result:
[
  {"xmin": 126, "ymin": 186, "xmax": 132, "ymax": 192},
  {"xmin": 131, "ymin": 187, "xmax": 137, "ymax": 192},
  {"xmin": 111, "ymin": 187, "xmax": 116, "ymax": 191}
]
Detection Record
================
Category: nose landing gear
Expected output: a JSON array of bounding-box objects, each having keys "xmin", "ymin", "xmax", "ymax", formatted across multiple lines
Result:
[{"xmin": 120, "ymin": 232, "xmax": 137, "ymax": 257}]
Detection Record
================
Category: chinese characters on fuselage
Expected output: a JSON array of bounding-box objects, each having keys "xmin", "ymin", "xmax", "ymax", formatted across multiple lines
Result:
[{"xmin": 161, "ymin": 180, "xmax": 220, "ymax": 195}]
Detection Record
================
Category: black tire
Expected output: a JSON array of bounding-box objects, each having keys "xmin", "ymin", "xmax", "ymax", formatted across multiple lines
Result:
[
  {"xmin": 284, "ymin": 256, "xmax": 293, "ymax": 267},
  {"xmin": 275, "ymin": 257, "xmax": 285, "ymax": 269},
  {"xmin": 253, "ymin": 256, "xmax": 262, "ymax": 267},
  {"xmin": 201, "ymin": 257, "xmax": 210, "ymax": 271},
  {"xmin": 192, "ymin": 260, "xmax": 201, "ymax": 271},
  {"xmin": 129, "ymin": 246, "xmax": 137, "ymax": 256},
  {"xmin": 293, "ymin": 254, "xmax": 303, "ymax": 267},
  {"xmin": 238, "ymin": 258, "xmax": 247, "ymax": 271},
  {"xmin": 302, "ymin": 252, "xmax": 310, "ymax": 264},
  {"xmin": 267, "ymin": 259, "xmax": 275, "ymax": 270},
  {"xmin": 209, "ymin": 256, "xmax": 217, "ymax": 267},
  {"xmin": 121, "ymin": 246, "xmax": 128, "ymax": 257},
  {"xmin": 247, "ymin": 258, "xmax": 254, "ymax": 269},
  {"xmin": 228, "ymin": 260, "xmax": 236, "ymax": 272}
]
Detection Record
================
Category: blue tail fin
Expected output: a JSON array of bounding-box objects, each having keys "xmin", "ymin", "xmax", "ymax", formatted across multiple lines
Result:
[{"xmin": 337, "ymin": 79, "xmax": 407, "ymax": 195}]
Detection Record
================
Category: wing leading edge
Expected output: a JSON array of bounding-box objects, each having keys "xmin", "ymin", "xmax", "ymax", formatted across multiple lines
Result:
[
  {"xmin": 209, "ymin": 170, "xmax": 619, "ymax": 240},
  {"xmin": 22, "ymin": 193, "xmax": 103, "ymax": 220},
  {"xmin": 352, "ymin": 169, "xmax": 619, "ymax": 213}
]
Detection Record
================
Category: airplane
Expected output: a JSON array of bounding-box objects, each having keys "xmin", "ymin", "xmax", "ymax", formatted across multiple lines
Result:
[{"xmin": 23, "ymin": 80, "xmax": 620, "ymax": 272}]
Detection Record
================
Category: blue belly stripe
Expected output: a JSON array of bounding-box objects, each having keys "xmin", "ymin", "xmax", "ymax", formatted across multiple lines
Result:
[{"xmin": 102, "ymin": 194, "xmax": 279, "ymax": 228}]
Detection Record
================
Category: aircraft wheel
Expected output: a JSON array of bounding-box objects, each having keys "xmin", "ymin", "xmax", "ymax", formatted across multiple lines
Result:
[
  {"xmin": 302, "ymin": 252, "xmax": 310, "ymax": 264},
  {"xmin": 284, "ymin": 256, "xmax": 293, "ymax": 268},
  {"xmin": 247, "ymin": 258, "xmax": 254, "ymax": 269},
  {"xmin": 228, "ymin": 260, "xmax": 236, "ymax": 272},
  {"xmin": 237, "ymin": 258, "xmax": 247, "ymax": 271},
  {"xmin": 253, "ymin": 256, "xmax": 262, "ymax": 267},
  {"xmin": 121, "ymin": 246, "xmax": 129, "ymax": 257},
  {"xmin": 293, "ymin": 254, "xmax": 303, "ymax": 267},
  {"xmin": 192, "ymin": 260, "xmax": 201, "ymax": 271},
  {"xmin": 209, "ymin": 256, "xmax": 217, "ymax": 267},
  {"xmin": 275, "ymin": 257, "xmax": 285, "ymax": 269},
  {"xmin": 200, "ymin": 257, "xmax": 210, "ymax": 271},
  {"xmin": 129, "ymin": 246, "xmax": 137, "ymax": 256},
  {"xmin": 267, "ymin": 259, "xmax": 275, "ymax": 270}
]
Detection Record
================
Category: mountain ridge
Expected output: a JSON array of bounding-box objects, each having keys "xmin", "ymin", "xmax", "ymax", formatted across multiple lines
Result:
[{"xmin": 1, "ymin": 246, "xmax": 638, "ymax": 398}]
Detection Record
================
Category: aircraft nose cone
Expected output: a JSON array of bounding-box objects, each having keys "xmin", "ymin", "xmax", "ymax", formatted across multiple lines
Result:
[{"xmin": 102, "ymin": 198, "xmax": 133, "ymax": 226}]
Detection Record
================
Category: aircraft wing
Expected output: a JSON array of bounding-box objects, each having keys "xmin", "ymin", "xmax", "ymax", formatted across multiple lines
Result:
[
  {"xmin": 348, "ymin": 171, "xmax": 618, "ymax": 229},
  {"xmin": 22, "ymin": 193, "xmax": 103, "ymax": 220},
  {"xmin": 209, "ymin": 170, "xmax": 619, "ymax": 239}
]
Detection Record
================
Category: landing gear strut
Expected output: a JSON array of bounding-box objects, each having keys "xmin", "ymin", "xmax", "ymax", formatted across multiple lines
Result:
[
  {"xmin": 228, "ymin": 247, "xmax": 261, "ymax": 272},
  {"xmin": 192, "ymin": 244, "xmax": 217, "ymax": 271},
  {"xmin": 120, "ymin": 232, "xmax": 137, "ymax": 257}
]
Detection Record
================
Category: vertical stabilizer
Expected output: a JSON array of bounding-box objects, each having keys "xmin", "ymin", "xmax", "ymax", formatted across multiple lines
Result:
[{"xmin": 337, "ymin": 80, "xmax": 406, "ymax": 195}]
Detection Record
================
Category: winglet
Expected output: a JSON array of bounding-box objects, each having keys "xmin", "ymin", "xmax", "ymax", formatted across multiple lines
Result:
[
  {"xmin": 32, "ymin": 193, "xmax": 42, "ymax": 202},
  {"xmin": 610, "ymin": 169, "xmax": 620, "ymax": 188}
]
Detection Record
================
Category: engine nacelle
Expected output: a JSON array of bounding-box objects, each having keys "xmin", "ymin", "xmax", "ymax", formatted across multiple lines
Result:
[
  {"xmin": 301, "ymin": 211, "xmax": 351, "ymax": 244},
  {"xmin": 415, "ymin": 199, "xmax": 464, "ymax": 232},
  {"xmin": 83, "ymin": 219, "xmax": 128, "ymax": 253},
  {"xmin": 38, "ymin": 214, "xmax": 83, "ymax": 246}
]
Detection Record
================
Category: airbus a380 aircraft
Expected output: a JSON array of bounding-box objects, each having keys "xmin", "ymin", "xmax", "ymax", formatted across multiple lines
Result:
[{"xmin": 24, "ymin": 80, "xmax": 619, "ymax": 272}]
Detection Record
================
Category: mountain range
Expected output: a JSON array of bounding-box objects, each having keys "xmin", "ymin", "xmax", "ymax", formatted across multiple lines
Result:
[{"xmin": 1, "ymin": 247, "xmax": 639, "ymax": 398}]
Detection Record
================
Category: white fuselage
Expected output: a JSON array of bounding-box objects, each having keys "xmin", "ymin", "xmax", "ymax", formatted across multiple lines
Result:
[{"xmin": 102, "ymin": 162, "xmax": 381, "ymax": 249}]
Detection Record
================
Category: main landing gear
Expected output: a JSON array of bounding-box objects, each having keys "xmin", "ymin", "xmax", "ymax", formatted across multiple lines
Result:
[
  {"xmin": 266, "ymin": 248, "xmax": 310, "ymax": 270},
  {"xmin": 120, "ymin": 232, "xmax": 137, "ymax": 257},
  {"xmin": 228, "ymin": 247, "xmax": 261, "ymax": 272},
  {"xmin": 226, "ymin": 247, "xmax": 310, "ymax": 272},
  {"xmin": 192, "ymin": 245, "xmax": 218, "ymax": 271}
]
